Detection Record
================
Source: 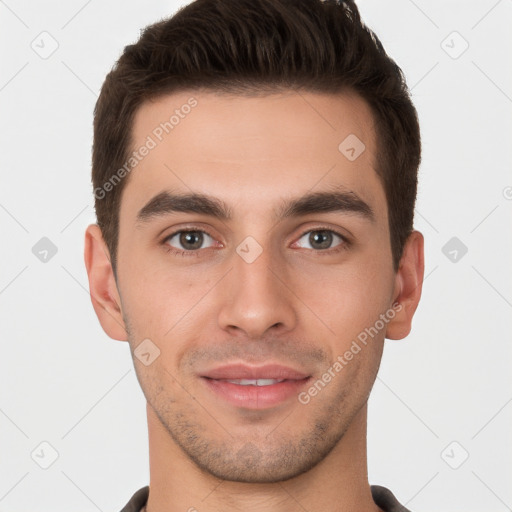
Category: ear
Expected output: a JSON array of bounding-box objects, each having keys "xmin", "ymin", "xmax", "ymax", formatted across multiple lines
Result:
[
  {"xmin": 84, "ymin": 223, "xmax": 128, "ymax": 341},
  {"xmin": 385, "ymin": 230, "xmax": 425, "ymax": 340}
]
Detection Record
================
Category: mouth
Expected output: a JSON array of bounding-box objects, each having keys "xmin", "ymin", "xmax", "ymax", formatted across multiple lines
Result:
[
  {"xmin": 220, "ymin": 378, "xmax": 288, "ymax": 386},
  {"xmin": 199, "ymin": 364, "xmax": 311, "ymax": 409}
]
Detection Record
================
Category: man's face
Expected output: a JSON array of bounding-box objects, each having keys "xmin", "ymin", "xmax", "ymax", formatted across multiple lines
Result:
[{"xmin": 115, "ymin": 89, "xmax": 397, "ymax": 482}]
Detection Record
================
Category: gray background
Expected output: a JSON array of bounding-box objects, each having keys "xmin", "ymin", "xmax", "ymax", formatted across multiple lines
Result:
[{"xmin": 1, "ymin": 0, "xmax": 511, "ymax": 510}]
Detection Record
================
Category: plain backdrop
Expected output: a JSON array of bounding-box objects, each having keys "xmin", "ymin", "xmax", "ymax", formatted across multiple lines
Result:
[{"xmin": 1, "ymin": 1, "xmax": 511, "ymax": 511}]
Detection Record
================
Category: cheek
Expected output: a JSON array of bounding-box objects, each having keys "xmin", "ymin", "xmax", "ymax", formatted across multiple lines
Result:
[
  {"xmin": 292, "ymin": 258, "xmax": 393, "ymax": 338},
  {"xmin": 120, "ymin": 254, "xmax": 202, "ymax": 320},
  {"xmin": 119, "ymin": 264, "xmax": 222, "ymax": 369}
]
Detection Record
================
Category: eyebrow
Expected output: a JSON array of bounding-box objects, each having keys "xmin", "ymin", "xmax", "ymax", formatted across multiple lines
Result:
[{"xmin": 136, "ymin": 188, "xmax": 375, "ymax": 225}]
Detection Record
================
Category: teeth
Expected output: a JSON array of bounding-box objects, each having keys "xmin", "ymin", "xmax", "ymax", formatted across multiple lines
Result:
[{"xmin": 224, "ymin": 378, "xmax": 286, "ymax": 386}]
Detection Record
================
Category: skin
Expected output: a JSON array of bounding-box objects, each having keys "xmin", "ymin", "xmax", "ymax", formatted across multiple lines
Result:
[{"xmin": 84, "ymin": 89, "xmax": 424, "ymax": 512}]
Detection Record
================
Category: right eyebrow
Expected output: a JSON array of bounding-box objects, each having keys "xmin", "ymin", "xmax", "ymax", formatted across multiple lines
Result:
[{"xmin": 136, "ymin": 191, "xmax": 232, "ymax": 224}]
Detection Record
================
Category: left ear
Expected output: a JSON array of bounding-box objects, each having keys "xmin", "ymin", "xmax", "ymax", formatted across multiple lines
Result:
[{"xmin": 385, "ymin": 230, "xmax": 425, "ymax": 340}]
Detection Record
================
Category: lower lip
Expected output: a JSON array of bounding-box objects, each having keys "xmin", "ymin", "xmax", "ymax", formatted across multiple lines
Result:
[{"xmin": 201, "ymin": 377, "xmax": 311, "ymax": 409}]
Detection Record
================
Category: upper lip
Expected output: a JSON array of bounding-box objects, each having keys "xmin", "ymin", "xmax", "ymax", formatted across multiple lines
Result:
[{"xmin": 200, "ymin": 364, "xmax": 310, "ymax": 380}]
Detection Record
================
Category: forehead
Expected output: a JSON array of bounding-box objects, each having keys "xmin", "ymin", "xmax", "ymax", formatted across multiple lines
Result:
[{"xmin": 121, "ymin": 89, "xmax": 386, "ymax": 223}]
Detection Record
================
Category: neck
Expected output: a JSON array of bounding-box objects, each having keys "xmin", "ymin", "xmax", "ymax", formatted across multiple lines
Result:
[{"xmin": 144, "ymin": 403, "xmax": 381, "ymax": 512}]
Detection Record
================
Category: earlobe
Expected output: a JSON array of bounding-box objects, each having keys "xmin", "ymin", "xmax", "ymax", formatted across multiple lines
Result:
[
  {"xmin": 84, "ymin": 224, "xmax": 128, "ymax": 341},
  {"xmin": 385, "ymin": 230, "xmax": 425, "ymax": 340}
]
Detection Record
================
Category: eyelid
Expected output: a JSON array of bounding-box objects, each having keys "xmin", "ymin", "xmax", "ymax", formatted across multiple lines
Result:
[
  {"xmin": 162, "ymin": 227, "xmax": 220, "ymax": 249},
  {"xmin": 160, "ymin": 222, "xmax": 220, "ymax": 240},
  {"xmin": 297, "ymin": 225, "xmax": 349, "ymax": 240}
]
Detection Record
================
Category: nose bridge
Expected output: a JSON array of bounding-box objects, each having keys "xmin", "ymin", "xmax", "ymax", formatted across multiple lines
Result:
[{"xmin": 217, "ymin": 237, "xmax": 296, "ymax": 337}]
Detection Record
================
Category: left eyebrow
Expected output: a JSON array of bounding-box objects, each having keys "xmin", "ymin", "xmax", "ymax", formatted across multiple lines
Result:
[
  {"xmin": 135, "ymin": 188, "xmax": 375, "ymax": 225},
  {"xmin": 276, "ymin": 189, "xmax": 375, "ymax": 223}
]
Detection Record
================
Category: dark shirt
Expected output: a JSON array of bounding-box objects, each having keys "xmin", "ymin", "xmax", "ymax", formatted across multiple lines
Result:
[{"xmin": 119, "ymin": 485, "xmax": 412, "ymax": 512}]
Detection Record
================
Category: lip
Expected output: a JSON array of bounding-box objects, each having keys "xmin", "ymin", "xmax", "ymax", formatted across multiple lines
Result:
[
  {"xmin": 200, "ymin": 363, "xmax": 310, "ymax": 380},
  {"xmin": 200, "ymin": 364, "xmax": 311, "ymax": 409}
]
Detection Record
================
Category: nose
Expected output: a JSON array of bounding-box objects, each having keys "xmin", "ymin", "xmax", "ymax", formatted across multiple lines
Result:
[{"xmin": 217, "ymin": 242, "xmax": 297, "ymax": 339}]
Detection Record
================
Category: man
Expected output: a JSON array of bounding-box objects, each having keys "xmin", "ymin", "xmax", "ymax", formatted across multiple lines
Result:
[{"xmin": 84, "ymin": 0, "xmax": 424, "ymax": 510}]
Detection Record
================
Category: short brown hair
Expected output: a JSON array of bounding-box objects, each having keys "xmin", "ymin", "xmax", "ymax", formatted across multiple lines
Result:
[{"xmin": 92, "ymin": 0, "xmax": 421, "ymax": 276}]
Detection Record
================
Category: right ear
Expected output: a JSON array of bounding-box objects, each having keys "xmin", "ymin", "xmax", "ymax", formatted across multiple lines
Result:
[{"xmin": 84, "ymin": 224, "xmax": 128, "ymax": 341}]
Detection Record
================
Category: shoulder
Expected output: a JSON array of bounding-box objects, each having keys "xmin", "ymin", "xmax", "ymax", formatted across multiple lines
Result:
[
  {"xmin": 371, "ymin": 485, "xmax": 412, "ymax": 512},
  {"xmin": 119, "ymin": 486, "xmax": 149, "ymax": 512}
]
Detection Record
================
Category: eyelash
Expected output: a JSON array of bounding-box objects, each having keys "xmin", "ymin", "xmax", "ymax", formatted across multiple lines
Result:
[{"xmin": 161, "ymin": 226, "xmax": 351, "ymax": 258}]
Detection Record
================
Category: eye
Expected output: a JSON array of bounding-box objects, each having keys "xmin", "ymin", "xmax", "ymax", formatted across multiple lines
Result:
[
  {"xmin": 294, "ymin": 229, "xmax": 349, "ymax": 252},
  {"xmin": 161, "ymin": 227, "xmax": 350, "ymax": 258},
  {"xmin": 163, "ymin": 230, "xmax": 216, "ymax": 255}
]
